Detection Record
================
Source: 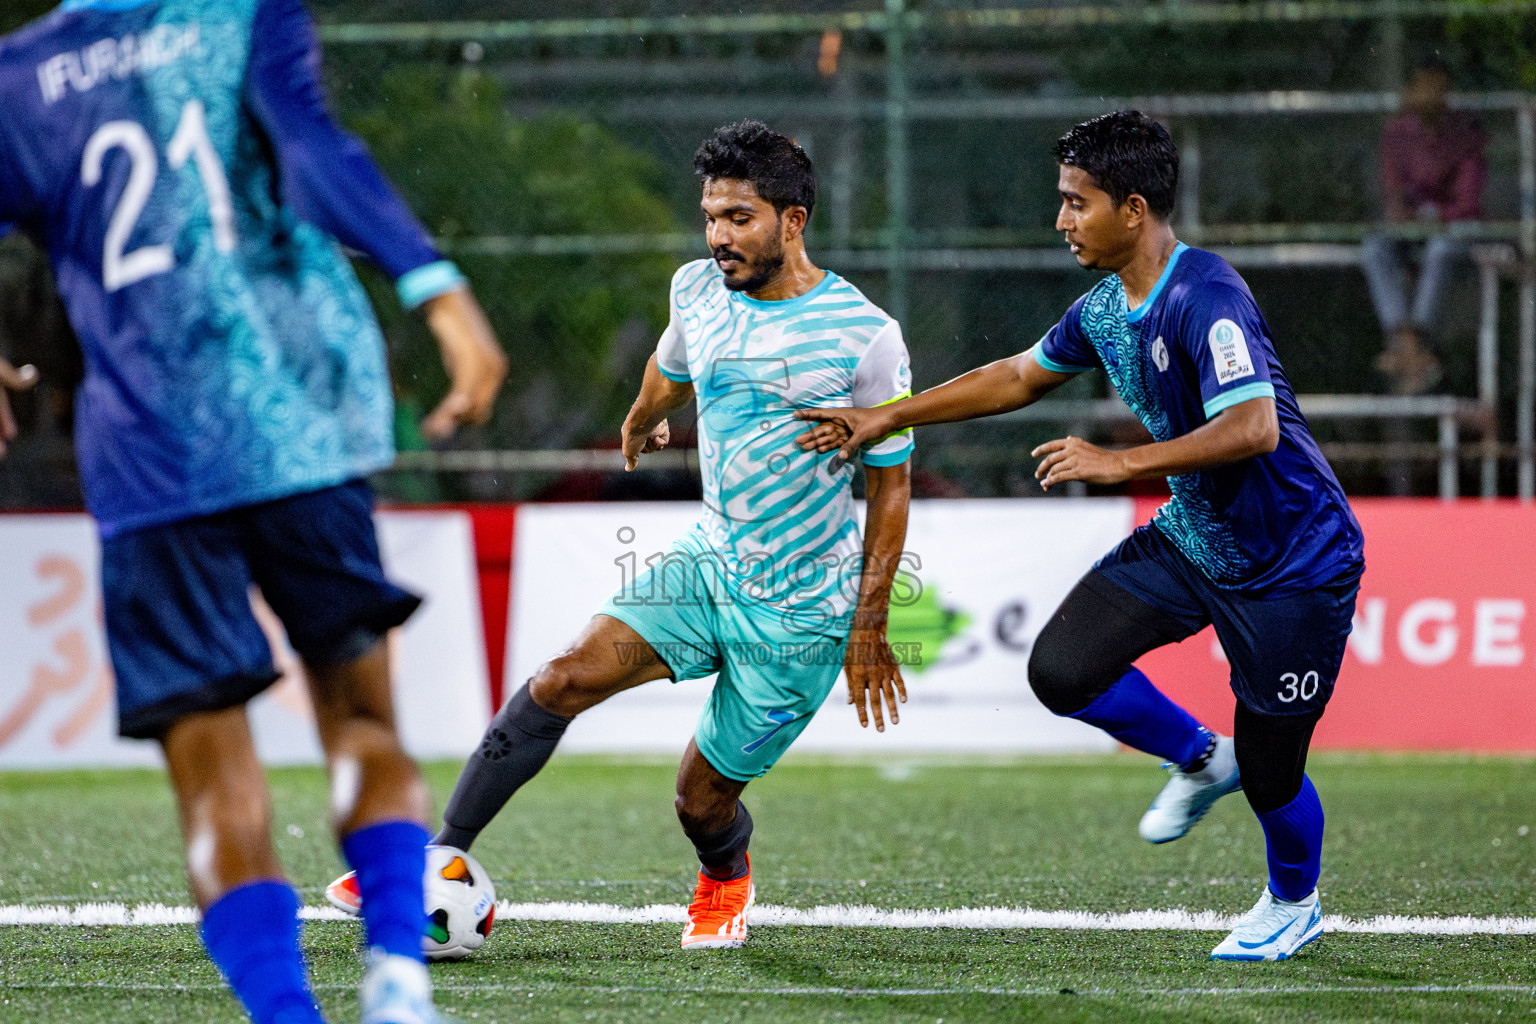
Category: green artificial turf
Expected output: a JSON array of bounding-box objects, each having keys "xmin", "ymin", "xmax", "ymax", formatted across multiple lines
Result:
[{"xmin": 0, "ymin": 753, "xmax": 1532, "ymax": 1023}]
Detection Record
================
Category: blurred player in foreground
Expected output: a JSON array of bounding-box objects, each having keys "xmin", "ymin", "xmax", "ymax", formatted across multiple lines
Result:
[
  {"xmin": 797, "ymin": 110, "xmax": 1364, "ymax": 962},
  {"xmin": 330, "ymin": 120, "xmax": 915, "ymax": 949},
  {"xmin": 0, "ymin": 1, "xmax": 507, "ymax": 1021}
]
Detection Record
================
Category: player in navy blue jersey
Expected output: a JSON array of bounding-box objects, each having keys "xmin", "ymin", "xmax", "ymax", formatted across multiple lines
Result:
[
  {"xmin": 0, "ymin": 1, "xmax": 507, "ymax": 1021},
  {"xmin": 797, "ymin": 110, "xmax": 1364, "ymax": 962}
]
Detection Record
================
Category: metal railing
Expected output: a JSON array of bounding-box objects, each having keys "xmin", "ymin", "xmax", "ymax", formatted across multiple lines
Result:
[{"xmin": 390, "ymin": 392, "xmax": 1492, "ymax": 500}]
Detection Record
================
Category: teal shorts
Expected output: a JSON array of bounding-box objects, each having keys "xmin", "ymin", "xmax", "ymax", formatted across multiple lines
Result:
[{"xmin": 596, "ymin": 529, "xmax": 847, "ymax": 782}]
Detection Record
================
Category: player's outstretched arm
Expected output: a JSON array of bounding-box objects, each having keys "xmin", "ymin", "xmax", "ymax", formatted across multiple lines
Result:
[
  {"xmin": 246, "ymin": 0, "xmax": 447, "ymax": 283},
  {"xmin": 0, "ymin": 358, "xmax": 38, "ymax": 459},
  {"xmin": 621, "ymin": 354, "xmax": 694, "ymax": 471},
  {"xmin": 846, "ymin": 460, "xmax": 912, "ymax": 732},
  {"xmin": 1033, "ymin": 395, "xmax": 1279, "ymax": 491},
  {"xmin": 418, "ymin": 287, "xmax": 509, "ymax": 441},
  {"xmin": 795, "ymin": 350, "xmax": 1075, "ymax": 462}
]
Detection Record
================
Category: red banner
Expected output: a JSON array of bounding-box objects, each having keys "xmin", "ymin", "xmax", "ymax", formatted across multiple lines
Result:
[{"xmin": 1134, "ymin": 498, "xmax": 1536, "ymax": 751}]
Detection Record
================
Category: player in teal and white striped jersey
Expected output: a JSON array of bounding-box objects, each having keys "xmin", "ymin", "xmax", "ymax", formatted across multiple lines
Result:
[
  {"xmin": 656, "ymin": 234, "xmax": 914, "ymax": 631},
  {"xmin": 333, "ymin": 120, "xmax": 916, "ymax": 951}
]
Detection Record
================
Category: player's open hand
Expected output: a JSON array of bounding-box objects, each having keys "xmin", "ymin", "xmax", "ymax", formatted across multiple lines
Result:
[
  {"xmin": 844, "ymin": 621, "xmax": 906, "ymax": 732},
  {"xmin": 621, "ymin": 418, "xmax": 670, "ymax": 472},
  {"xmin": 1032, "ymin": 435, "xmax": 1132, "ymax": 491},
  {"xmin": 0, "ymin": 358, "xmax": 39, "ymax": 459},
  {"xmin": 421, "ymin": 287, "xmax": 509, "ymax": 441},
  {"xmin": 795, "ymin": 406, "xmax": 892, "ymax": 466}
]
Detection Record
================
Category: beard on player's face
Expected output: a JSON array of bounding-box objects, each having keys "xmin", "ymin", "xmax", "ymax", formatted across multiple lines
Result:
[{"xmin": 715, "ymin": 230, "xmax": 787, "ymax": 293}]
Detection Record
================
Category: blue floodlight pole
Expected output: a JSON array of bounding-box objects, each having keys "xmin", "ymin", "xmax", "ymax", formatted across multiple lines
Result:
[{"xmin": 884, "ymin": 0, "xmax": 910, "ymax": 327}]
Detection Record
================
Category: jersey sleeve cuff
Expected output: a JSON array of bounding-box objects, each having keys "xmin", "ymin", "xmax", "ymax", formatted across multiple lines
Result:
[
  {"xmin": 658, "ymin": 364, "xmax": 692, "ymax": 383},
  {"xmin": 861, "ymin": 438, "xmax": 914, "ymax": 467},
  {"xmin": 1203, "ymin": 381, "xmax": 1276, "ymax": 419},
  {"xmin": 1030, "ymin": 344, "xmax": 1095, "ymax": 376},
  {"xmin": 396, "ymin": 260, "xmax": 466, "ymax": 310}
]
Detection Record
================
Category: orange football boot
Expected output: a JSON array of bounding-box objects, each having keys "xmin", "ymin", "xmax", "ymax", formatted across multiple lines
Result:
[
  {"xmin": 680, "ymin": 854, "xmax": 754, "ymax": 949},
  {"xmin": 325, "ymin": 870, "xmax": 362, "ymax": 916}
]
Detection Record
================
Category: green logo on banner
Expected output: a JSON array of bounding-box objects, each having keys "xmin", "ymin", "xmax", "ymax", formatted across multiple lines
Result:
[{"xmin": 886, "ymin": 582, "xmax": 971, "ymax": 675}]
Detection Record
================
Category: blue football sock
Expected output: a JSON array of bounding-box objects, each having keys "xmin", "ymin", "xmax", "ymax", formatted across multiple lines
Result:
[
  {"xmin": 200, "ymin": 880, "xmax": 325, "ymax": 1024},
  {"xmin": 341, "ymin": 820, "xmax": 429, "ymax": 962},
  {"xmin": 1256, "ymin": 775, "xmax": 1324, "ymax": 901},
  {"xmin": 1067, "ymin": 667, "xmax": 1211, "ymax": 767}
]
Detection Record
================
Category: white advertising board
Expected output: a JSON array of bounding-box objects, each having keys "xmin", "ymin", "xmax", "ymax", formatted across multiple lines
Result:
[
  {"xmin": 507, "ymin": 500, "xmax": 1133, "ymax": 755},
  {"xmin": 0, "ymin": 511, "xmax": 489, "ymax": 769}
]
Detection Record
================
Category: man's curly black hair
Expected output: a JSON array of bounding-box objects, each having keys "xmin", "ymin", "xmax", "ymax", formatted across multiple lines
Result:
[
  {"xmin": 1053, "ymin": 109, "xmax": 1179, "ymax": 219},
  {"xmin": 694, "ymin": 120, "xmax": 816, "ymax": 220}
]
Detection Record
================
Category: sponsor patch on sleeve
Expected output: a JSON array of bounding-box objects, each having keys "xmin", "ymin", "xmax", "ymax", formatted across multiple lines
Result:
[{"xmin": 1207, "ymin": 318, "xmax": 1255, "ymax": 385}]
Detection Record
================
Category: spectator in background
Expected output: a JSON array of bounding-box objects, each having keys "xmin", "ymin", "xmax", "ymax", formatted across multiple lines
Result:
[{"xmin": 1361, "ymin": 59, "xmax": 1486, "ymax": 395}]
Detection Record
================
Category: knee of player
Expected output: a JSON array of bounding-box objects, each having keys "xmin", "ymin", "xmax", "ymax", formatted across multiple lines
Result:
[
  {"xmin": 325, "ymin": 716, "xmax": 404, "ymax": 765},
  {"xmin": 673, "ymin": 792, "xmax": 728, "ymax": 836},
  {"xmin": 528, "ymin": 659, "xmax": 595, "ymax": 717},
  {"xmin": 195, "ymin": 786, "xmax": 272, "ymax": 844},
  {"xmin": 1026, "ymin": 628, "xmax": 1100, "ymax": 716}
]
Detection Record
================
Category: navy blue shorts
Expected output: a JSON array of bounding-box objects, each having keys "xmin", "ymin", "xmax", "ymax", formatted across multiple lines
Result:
[
  {"xmin": 102, "ymin": 480, "xmax": 421, "ymax": 739},
  {"xmin": 1092, "ymin": 524, "xmax": 1360, "ymax": 717}
]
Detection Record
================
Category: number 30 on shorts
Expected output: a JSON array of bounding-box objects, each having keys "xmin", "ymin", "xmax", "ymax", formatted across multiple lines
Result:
[{"xmin": 1276, "ymin": 670, "xmax": 1320, "ymax": 704}]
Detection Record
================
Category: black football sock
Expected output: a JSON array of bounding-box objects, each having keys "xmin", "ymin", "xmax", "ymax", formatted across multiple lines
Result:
[
  {"xmin": 434, "ymin": 682, "xmax": 572, "ymax": 851},
  {"xmin": 687, "ymin": 801, "xmax": 754, "ymax": 882}
]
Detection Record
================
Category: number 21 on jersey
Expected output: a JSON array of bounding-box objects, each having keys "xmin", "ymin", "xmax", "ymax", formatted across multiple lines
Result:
[{"xmin": 81, "ymin": 98, "xmax": 236, "ymax": 292}]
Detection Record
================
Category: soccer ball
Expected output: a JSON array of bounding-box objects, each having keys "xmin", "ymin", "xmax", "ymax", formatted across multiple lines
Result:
[{"xmin": 422, "ymin": 845, "xmax": 496, "ymax": 961}]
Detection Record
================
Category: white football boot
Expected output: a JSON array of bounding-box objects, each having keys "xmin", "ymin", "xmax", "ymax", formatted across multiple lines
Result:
[
  {"xmin": 1138, "ymin": 734, "xmax": 1242, "ymax": 843},
  {"xmin": 360, "ymin": 949, "xmax": 445, "ymax": 1024},
  {"xmin": 1211, "ymin": 887, "xmax": 1324, "ymax": 961}
]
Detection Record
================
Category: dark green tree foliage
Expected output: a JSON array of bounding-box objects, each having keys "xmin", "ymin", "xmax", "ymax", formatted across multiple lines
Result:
[
  {"xmin": 343, "ymin": 69, "xmax": 680, "ymax": 448},
  {"xmin": 1447, "ymin": 12, "xmax": 1536, "ymax": 90}
]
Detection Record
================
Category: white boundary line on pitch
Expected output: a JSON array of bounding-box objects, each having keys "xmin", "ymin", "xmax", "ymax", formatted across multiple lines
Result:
[
  {"xmin": 1, "ymin": 901, "xmax": 1535, "ymax": 935},
  {"xmin": 5, "ymin": 980, "xmax": 1536, "ymax": 998}
]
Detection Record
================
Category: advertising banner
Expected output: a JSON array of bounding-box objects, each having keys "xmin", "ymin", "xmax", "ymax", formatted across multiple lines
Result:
[
  {"xmin": 0, "ymin": 512, "xmax": 489, "ymax": 769},
  {"xmin": 1133, "ymin": 499, "xmax": 1536, "ymax": 751},
  {"xmin": 507, "ymin": 500, "xmax": 1131, "ymax": 754},
  {"xmin": 10, "ymin": 496, "xmax": 1528, "ymax": 767}
]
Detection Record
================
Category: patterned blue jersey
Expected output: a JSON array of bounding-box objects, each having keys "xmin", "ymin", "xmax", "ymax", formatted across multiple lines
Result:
[
  {"xmin": 656, "ymin": 260, "xmax": 914, "ymax": 629},
  {"xmin": 1036, "ymin": 243, "xmax": 1364, "ymax": 596},
  {"xmin": 0, "ymin": 0, "xmax": 465, "ymax": 537}
]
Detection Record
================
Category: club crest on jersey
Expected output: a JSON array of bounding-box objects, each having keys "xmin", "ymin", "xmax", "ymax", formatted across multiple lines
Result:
[
  {"xmin": 1151, "ymin": 336, "xmax": 1169, "ymax": 373},
  {"xmin": 1207, "ymin": 319, "xmax": 1255, "ymax": 385}
]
